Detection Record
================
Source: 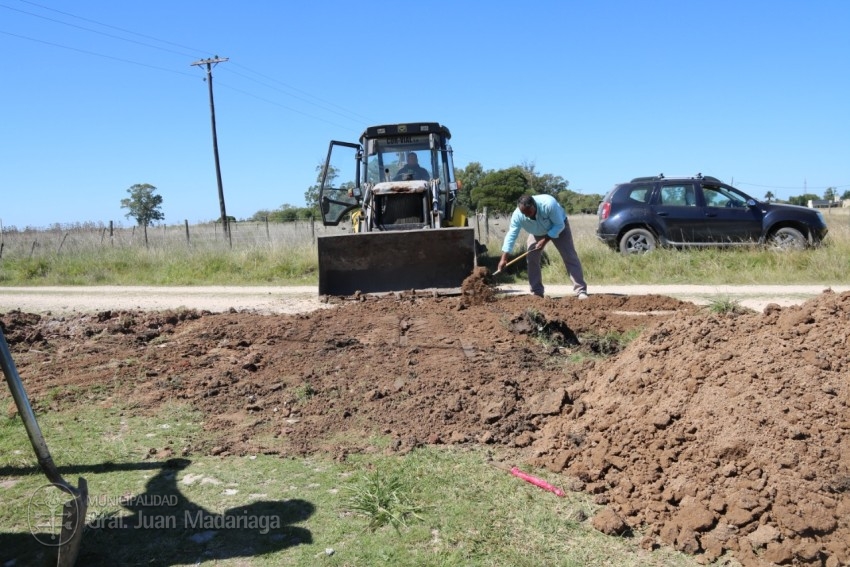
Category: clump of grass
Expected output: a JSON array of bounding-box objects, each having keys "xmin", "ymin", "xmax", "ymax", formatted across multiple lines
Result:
[
  {"xmin": 580, "ymin": 328, "xmax": 643, "ymax": 356},
  {"xmin": 706, "ymin": 296, "xmax": 751, "ymax": 315},
  {"xmin": 343, "ymin": 469, "xmax": 425, "ymax": 532},
  {"xmin": 293, "ymin": 381, "xmax": 315, "ymax": 402}
]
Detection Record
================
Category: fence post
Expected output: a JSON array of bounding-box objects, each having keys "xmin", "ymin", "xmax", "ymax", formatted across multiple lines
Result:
[
  {"xmin": 58, "ymin": 232, "xmax": 69, "ymax": 254},
  {"xmin": 184, "ymin": 220, "xmax": 190, "ymax": 245},
  {"xmin": 265, "ymin": 217, "xmax": 270, "ymax": 240},
  {"xmin": 109, "ymin": 220, "xmax": 114, "ymax": 247},
  {"xmin": 483, "ymin": 207, "xmax": 489, "ymax": 244}
]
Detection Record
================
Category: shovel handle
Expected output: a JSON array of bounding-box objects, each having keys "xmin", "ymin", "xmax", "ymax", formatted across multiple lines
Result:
[
  {"xmin": 492, "ymin": 249, "xmax": 533, "ymax": 276},
  {"xmin": 0, "ymin": 327, "xmax": 72, "ymax": 490}
]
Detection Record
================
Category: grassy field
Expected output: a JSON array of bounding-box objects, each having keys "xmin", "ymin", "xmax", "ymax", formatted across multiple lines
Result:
[{"xmin": 1, "ymin": 209, "xmax": 849, "ymax": 286}]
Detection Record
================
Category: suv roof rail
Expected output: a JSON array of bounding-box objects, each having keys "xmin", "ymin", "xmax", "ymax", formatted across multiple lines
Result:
[
  {"xmin": 629, "ymin": 173, "xmax": 724, "ymax": 184},
  {"xmin": 630, "ymin": 173, "xmax": 664, "ymax": 182}
]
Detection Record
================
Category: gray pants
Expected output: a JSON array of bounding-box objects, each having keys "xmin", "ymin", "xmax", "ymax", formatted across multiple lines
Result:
[{"xmin": 526, "ymin": 220, "xmax": 587, "ymax": 297}]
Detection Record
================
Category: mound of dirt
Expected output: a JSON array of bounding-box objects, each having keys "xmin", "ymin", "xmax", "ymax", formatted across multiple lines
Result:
[
  {"xmin": 460, "ymin": 266, "xmax": 497, "ymax": 306},
  {"xmin": 2, "ymin": 290, "xmax": 848, "ymax": 567},
  {"xmin": 529, "ymin": 290, "xmax": 850, "ymax": 567}
]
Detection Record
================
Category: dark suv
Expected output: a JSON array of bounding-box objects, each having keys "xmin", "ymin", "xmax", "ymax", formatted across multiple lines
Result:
[{"xmin": 596, "ymin": 174, "xmax": 828, "ymax": 254}]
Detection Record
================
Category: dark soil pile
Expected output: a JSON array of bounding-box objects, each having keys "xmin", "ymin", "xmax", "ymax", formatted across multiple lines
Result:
[
  {"xmin": 460, "ymin": 266, "xmax": 497, "ymax": 306},
  {"xmin": 2, "ymin": 290, "xmax": 848, "ymax": 567}
]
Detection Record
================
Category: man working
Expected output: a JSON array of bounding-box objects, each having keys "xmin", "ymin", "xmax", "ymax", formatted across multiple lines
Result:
[
  {"xmin": 498, "ymin": 194, "xmax": 588, "ymax": 299},
  {"xmin": 393, "ymin": 152, "xmax": 430, "ymax": 181}
]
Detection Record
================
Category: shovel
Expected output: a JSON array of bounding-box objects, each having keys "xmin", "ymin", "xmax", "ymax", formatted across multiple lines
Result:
[
  {"xmin": 0, "ymin": 326, "xmax": 88, "ymax": 567},
  {"xmin": 492, "ymin": 248, "xmax": 534, "ymax": 276}
]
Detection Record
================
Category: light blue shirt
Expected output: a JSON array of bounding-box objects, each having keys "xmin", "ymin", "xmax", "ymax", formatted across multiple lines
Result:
[{"xmin": 501, "ymin": 194, "xmax": 566, "ymax": 253}]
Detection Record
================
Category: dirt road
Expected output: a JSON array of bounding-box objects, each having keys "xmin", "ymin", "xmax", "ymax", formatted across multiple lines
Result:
[{"xmin": 1, "ymin": 284, "xmax": 847, "ymax": 314}]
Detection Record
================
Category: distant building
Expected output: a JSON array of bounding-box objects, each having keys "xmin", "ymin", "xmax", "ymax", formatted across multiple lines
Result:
[{"xmin": 807, "ymin": 199, "xmax": 843, "ymax": 209}]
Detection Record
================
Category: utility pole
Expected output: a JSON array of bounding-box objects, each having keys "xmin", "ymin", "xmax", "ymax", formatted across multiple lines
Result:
[{"xmin": 191, "ymin": 56, "xmax": 231, "ymax": 245}]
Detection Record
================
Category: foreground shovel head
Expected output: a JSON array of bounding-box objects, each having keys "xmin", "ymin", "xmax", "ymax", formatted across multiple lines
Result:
[
  {"xmin": 318, "ymin": 227, "xmax": 476, "ymax": 296},
  {"xmin": 56, "ymin": 478, "xmax": 88, "ymax": 567}
]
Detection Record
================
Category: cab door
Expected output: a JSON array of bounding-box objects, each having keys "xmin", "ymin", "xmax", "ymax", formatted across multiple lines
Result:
[{"xmin": 319, "ymin": 141, "xmax": 361, "ymax": 226}]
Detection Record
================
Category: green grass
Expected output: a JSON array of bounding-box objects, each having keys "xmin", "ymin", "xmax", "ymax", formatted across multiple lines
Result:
[
  {"xmin": 2, "ymin": 213, "xmax": 850, "ymax": 286},
  {"xmin": 0, "ymin": 400, "xmax": 726, "ymax": 566},
  {"xmin": 704, "ymin": 296, "xmax": 752, "ymax": 315},
  {"xmin": 342, "ymin": 468, "xmax": 425, "ymax": 532},
  {"xmin": 579, "ymin": 328, "xmax": 644, "ymax": 356}
]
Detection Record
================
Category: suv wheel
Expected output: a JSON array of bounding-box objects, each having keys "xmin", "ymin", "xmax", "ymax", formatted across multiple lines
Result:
[
  {"xmin": 619, "ymin": 228, "xmax": 657, "ymax": 254},
  {"xmin": 768, "ymin": 227, "xmax": 807, "ymax": 251}
]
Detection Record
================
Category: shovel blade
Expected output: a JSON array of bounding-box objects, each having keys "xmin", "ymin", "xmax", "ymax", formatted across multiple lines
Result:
[{"xmin": 56, "ymin": 478, "xmax": 88, "ymax": 567}]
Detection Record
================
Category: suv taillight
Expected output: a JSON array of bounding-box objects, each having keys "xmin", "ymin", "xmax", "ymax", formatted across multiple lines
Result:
[{"xmin": 599, "ymin": 202, "xmax": 611, "ymax": 220}]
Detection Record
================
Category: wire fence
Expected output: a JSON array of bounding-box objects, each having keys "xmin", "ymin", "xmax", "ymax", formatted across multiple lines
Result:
[
  {"xmin": 0, "ymin": 212, "xmax": 605, "ymax": 260},
  {"xmin": 0, "ymin": 219, "xmax": 331, "ymax": 259}
]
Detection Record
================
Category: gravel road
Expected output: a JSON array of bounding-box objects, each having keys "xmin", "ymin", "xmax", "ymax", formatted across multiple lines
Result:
[{"xmin": 1, "ymin": 284, "xmax": 848, "ymax": 315}]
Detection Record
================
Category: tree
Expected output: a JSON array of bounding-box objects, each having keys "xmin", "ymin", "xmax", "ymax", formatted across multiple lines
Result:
[
  {"xmin": 248, "ymin": 204, "xmax": 317, "ymax": 223},
  {"xmin": 533, "ymin": 172, "xmax": 569, "ymax": 195},
  {"xmin": 471, "ymin": 167, "xmax": 529, "ymax": 213},
  {"xmin": 120, "ymin": 183, "xmax": 164, "ymax": 246},
  {"xmin": 518, "ymin": 161, "xmax": 538, "ymax": 191},
  {"xmin": 764, "ymin": 191, "xmax": 775, "ymax": 202},
  {"xmin": 304, "ymin": 162, "xmax": 339, "ymax": 210},
  {"xmin": 824, "ymin": 187, "xmax": 837, "ymax": 202},
  {"xmin": 455, "ymin": 161, "xmax": 487, "ymax": 209},
  {"xmin": 556, "ymin": 189, "xmax": 604, "ymax": 214},
  {"xmin": 788, "ymin": 193, "xmax": 820, "ymax": 207},
  {"xmin": 842, "ymin": 189, "xmax": 850, "ymax": 200}
]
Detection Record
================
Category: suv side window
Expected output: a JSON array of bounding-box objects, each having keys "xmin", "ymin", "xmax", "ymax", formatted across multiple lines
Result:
[
  {"xmin": 659, "ymin": 184, "xmax": 697, "ymax": 207},
  {"xmin": 703, "ymin": 185, "xmax": 746, "ymax": 208},
  {"xmin": 626, "ymin": 185, "xmax": 653, "ymax": 203}
]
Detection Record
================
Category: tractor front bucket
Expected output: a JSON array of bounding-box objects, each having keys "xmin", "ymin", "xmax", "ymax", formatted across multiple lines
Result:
[
  {"xmin": 318, "ymin": 227, "xmax": 476, "ymax": 296},
  {"xmin": 0, "ymin": 327, "xmax": 88, "ymax": 567}
]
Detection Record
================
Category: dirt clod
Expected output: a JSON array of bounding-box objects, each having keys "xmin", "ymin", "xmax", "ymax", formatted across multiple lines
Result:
[{"xmin": 460, "ymin": 266, "xmax": 497, "ymax": 306}]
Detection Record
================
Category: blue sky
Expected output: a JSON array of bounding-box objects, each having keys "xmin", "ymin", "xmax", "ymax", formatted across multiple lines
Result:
[{"xmin": 1, "ymin": 0, "xmax": 848, "ymax": 229}]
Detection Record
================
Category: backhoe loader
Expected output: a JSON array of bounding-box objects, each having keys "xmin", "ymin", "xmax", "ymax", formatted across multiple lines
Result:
[{"xmin": 317, "ymin": 122, "xmax": 476, "ymax": 296}]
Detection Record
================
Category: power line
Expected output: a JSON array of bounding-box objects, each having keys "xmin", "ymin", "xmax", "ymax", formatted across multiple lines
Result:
[
  {"xmin": 226, "ymin": 63, "xmax": 374, "ymax": 125},
  {"xmin": 0, "ymin": 29, "xmax": 195, "ymax": 77},
  {"xmin": 213, "ymin": 80, "xmax": 360, "ymax": 132},
  {"xmin": 15, "ymin": 0, "xmax": 203, "ymax": 55},
  {"xmin": 737, "ymin": 182, "xmax": 850, "ymax": 191},
  {"xmin": 4, "ymin": 0, "xmax": 374, "ymax": 128},
  {"xmin": 0, "ymin": 2, "xmax": 198, "ymax": 58}
]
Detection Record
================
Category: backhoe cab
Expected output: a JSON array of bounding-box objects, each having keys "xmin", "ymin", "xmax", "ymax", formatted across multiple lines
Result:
[{"xmin": 317, "ymin": 122, "xmax": 476, "ymax": 296}]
